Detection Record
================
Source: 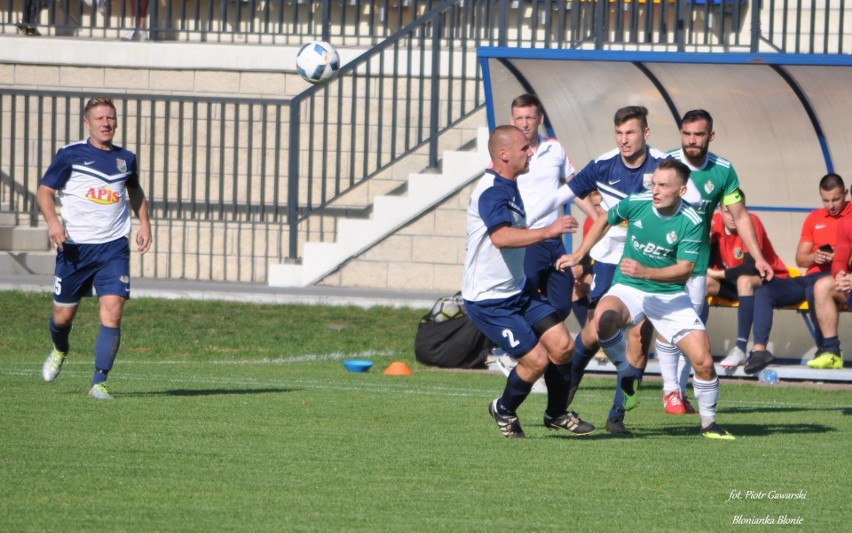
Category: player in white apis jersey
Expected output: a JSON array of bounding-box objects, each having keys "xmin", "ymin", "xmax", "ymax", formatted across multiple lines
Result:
[
  {"xmin": 463, "ymin": 125, "xmax": 593, "ymax": 438},
  {"xmin": 37, "ymin": 97, "xmax": 152, "ymax": 400},
  {"xmin": 558, "ymin": 158, "xmax": 735, "ymax": 440}
]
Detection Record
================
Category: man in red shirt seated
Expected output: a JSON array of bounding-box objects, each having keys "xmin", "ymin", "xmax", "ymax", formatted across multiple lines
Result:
[
  {"xmin": 749, "ymin": 173, "xmax": 852, "ymax": 374},
  {"xmin": 810, "ymin": 212, "xmax": 852, "ymax": 368},
  {"xmin": 706, "ymin": 190, "xmax": 790, "ymax": 368}
]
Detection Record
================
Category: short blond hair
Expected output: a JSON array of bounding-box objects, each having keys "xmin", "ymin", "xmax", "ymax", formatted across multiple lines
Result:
[{"xmin": 84, "ymin": 97, "xmax": 116, "ymax": 117}]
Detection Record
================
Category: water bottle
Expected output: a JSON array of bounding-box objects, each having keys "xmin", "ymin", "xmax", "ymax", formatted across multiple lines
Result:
[{"xmin": 758, "ymin": 368, "xmax": 778, "ymax": 385}]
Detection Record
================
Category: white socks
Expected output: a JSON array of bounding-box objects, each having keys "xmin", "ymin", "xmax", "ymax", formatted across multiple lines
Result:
[
  {"xmin": 657, "ymin": 339, "xmax": 694, "ymax": 395},
  {"xmin": 600, "ymin": 330, "xmax": 629, "ymax": 375},
  {"xmin": 656, "ymin": 339, "xmax": 681, "ymax": 395},
  {"xmin": 677, "ymin": 354, "xmax": 692, "ymax": 395},
  {"xmin": 692, "ymin": 375, "xmax": 720, "ymax": 425}
]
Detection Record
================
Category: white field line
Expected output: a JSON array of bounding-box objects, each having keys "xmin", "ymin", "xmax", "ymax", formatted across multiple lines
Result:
[
  {"xmin": 1, "ymin": 356, "xmax": 488, "ymax": 397},
  {"xmin": 4, "ymin": 351, "xmax": 390, "ymax": 367}
]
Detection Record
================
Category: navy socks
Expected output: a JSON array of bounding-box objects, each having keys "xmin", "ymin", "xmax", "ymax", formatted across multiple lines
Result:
[
  {"xmin": 543, "ymin": 362, "xmax": 573, "ymax": 418},
  {"xmin": 497, "ymin": 367, "xmax": 534, "ymax": 416},
  {"xmin": 92, "ymin": 325, "xmax": 121, "ymax": 386},
  {"xmin": 49, "ymin": 316, "xmax": 72, "ymax": 353},
  {"xmin": 736, "ymin": 295, "xmax": 755, "ymax": 351},
  {"xmin": 569, "ymin": 334, "xmax": 597, "ymax": 392},
  {"xmin": 609, "ymin": 364, "xmax": 643, "ymax": 421}
]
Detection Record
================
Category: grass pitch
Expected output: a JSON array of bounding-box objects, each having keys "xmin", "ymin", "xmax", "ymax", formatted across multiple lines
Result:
[{"xmin": 1, "ymin": 291, "xmax": 849, "ymax": 531}]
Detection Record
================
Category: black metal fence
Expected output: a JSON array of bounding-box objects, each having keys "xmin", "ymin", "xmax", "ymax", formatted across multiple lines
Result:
[
  {"xmin": 0, "ymin": 90, "xmax": 291, "ymax": 219},
  {"xmin": 286, "ymin": 2, "xmax": 487, "ymax": 259},
  {"xmin": 3, "ymin": 0, "xmax": 450, "ymax": 43},
  {"xmin": 0, "ymin": 90, "xmax": 292, "ymax": 281},
  {"xmin": 2, "ymin": 1, "xmax": 849, "ymax": 53},
  {"xmin": 0, "ymin": 2, "xmax": 484, "ymax": 280}
]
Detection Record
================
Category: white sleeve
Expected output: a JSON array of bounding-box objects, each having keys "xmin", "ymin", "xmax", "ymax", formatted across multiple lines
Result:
[{"xmin": 526, "ymin": 184, "xmax": 577, "ymax": 227}]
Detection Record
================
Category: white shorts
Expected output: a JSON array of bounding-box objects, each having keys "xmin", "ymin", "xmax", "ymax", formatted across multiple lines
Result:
[
  {"xmin": 604, "ymin": 283, "xmax": 706, "ymax": 345},
  {"xmin": 684, "ymin": 274, "xmax": 707, "ymax": 314}
]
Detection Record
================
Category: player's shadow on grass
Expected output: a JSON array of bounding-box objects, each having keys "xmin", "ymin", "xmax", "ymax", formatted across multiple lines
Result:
[
  {"xmin": 721, "ymin": 405, "xmax": 844, "ymax": 414},
  {"xmin": 124, "ymin": 387, "xmax": 297, "ymax": 397},
  {"xmin": 636, "ymin": 423, "xmax": 836, "ymax": 438},
  {"xmin": 543, "ymin": 434, "xmax": 634, "ymax": 441},
  {"xmin": 541, "ymin": 428, "xmax": 640, "ymax": 441},
  {"xmin": 719, "ymin": 423, "xmax": 836, "ymax": 437},
  {"xmin": 567, "ymin": 382, "xmax": 622, "ymax": 392}
]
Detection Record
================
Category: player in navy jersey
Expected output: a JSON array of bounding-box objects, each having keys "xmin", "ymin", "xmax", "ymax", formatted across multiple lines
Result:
[
  {"xmin": 527, "ymin": 105, "xmax": 668, "ymax": 435},
  {"xmin": 490, "ymin": 94, "xmax": 598, "ymax": 392},
  {"xmin": 463, "ymin": 125, "xmax": 593, "ymax": 438},
  {"xmin": 558, "ymin": 158, "xmax": 735, "ymax": 440},
  {"xmin": 38, "ymin": 97, "xmax": 152, "ymax": 400}
]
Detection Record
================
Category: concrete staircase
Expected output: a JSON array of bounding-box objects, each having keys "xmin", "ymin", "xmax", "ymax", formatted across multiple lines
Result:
[
  {"xmin": 267, "ymin": 127, "xmax": 490, "ymax": 287},
  {"xmin": 0, "ymin": 213, "xmax": 53, "ymax": 276}
]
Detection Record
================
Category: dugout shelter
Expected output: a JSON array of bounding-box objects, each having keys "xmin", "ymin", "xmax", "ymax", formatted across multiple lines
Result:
[{"xmin": 477, "ymin": 48, "xmax": 852, "ymax": 367}]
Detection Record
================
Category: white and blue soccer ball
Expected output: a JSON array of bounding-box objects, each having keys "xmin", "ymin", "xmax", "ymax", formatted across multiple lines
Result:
[{"xmin": 295, "ymin": 41, "xmax": 340, "ymax": 84}]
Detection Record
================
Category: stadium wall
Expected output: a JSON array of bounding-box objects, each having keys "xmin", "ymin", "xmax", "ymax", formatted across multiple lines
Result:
[
  {"xmin": 4, "ymin": 14, "xmax": 852, "ymax": 361},
  {"xmin": 0, "ymin": 38, "xmax": 483, "ymax": 288}
]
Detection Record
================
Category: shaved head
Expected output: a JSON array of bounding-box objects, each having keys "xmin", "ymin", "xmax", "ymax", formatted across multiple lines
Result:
[
  {"xmin": 488, "ymin": 125, "xmax": 524, "ymax": 160},
  {"xmin": 488, "ymin": 125, "xmax": 531, "ymax": 180}
]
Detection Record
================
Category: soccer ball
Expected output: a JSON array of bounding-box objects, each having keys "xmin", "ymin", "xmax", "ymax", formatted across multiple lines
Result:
[
  {"xmin": 295, "ymin": 41, "xmax": 340, "ymax": 84},
  {"xmin": 427, "ymin": 294, "xmax": 465, "ymax": 323}
]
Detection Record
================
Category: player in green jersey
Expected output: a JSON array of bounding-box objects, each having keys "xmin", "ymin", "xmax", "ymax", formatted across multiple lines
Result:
[
  {"xmin": 656, "ymin": 110, "xmax": 775, "ymax": 414},
  {"xmin": 558, "ymin": 158, "xmax": 735, "ymax": 439}
]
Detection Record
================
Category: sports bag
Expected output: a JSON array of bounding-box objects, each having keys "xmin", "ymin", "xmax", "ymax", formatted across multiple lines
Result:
[{"xmin": 414, "ymin": 293, "xmax": 493, "ymax": 369}]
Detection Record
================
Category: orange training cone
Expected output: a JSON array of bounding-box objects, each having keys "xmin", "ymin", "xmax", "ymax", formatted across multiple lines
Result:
[{"xmin": 384, "ymin": 361, "xmax": 413, "ymax": 376}]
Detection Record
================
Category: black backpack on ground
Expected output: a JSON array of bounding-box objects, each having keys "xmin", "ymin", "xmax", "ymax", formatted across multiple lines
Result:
[{"xmin": 414, "ymin": 293, "xmax": 493, "ymax": 369}]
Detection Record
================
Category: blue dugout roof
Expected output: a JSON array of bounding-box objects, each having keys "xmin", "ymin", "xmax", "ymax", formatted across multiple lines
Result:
[{"xmin": 478, "ymin": 48, "xmax": 852, "ymax": 214}]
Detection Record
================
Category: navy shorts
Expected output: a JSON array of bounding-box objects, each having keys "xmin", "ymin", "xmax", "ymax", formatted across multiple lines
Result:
[
  {"xmin": 523, "ymin": 237, "xmax": 574, "ymax": 320},
  {"xmin": 53, "ymin": 237, "xmax": 131, "ymax": 305},
  {"xmin": 589, "ymin": 261, "xmax": 617, "ymax": 305},
  {"xmin": 465, "ymin": 290, "xmax": 560, "ymax": 358}
]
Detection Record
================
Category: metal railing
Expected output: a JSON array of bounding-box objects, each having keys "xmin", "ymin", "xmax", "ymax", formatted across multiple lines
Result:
[
  {"xmin": 1, "ymin": 90, "xmax": 292, "ymax": 220},
  {"xmin": 2, "ymin": 0, "xmax": 448, "ymax": 44},
  {"xmin": 761, "ymin": 0, "xmax": 849, "ymax": 54},
  {"xmin": 0, "ymin": 90, "xmax": 292, "ymax": 281},
  {"xmin": 3, "ymin": 0, "xmax": 852, "ymax": 282},
  {"xmin": 286, "ymin": 1, "xmax": 487, "ymax": 260},
  {"xmin": 2, "ymin": 1, "xmax": 849, "ymax": 53}
]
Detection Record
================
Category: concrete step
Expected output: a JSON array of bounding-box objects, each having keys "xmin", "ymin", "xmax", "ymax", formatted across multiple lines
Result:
[
  {"xmin": 0, "ymin": 251, "xmax": 55, "ymax": 276},
  {"xmin": 267, "ymin": 127, "xmax": 489, "ymax": 287},
  {"xmin": 0, "ymin": 227, "xmax": 50, "ymax": 252},
  {"xmin": 0, "ymin": 212, "xmax": 18, "ymax": 225}
]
